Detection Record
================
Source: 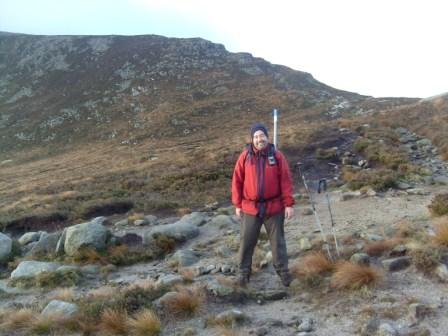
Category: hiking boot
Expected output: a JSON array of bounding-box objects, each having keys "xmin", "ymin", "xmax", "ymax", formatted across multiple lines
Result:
[
  {"xmin": 279, "ymin": 272, "xmax": 293, "ymax": 287},
  {"xmin": 237, "ymin": 274, "xmax": 250, "ymax": 287}
]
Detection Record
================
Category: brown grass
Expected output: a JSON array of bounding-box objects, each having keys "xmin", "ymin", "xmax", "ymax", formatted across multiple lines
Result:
[
  {"xmin": 87, "ymin": 285, "xmax": 117, "ymax": 300},
  {"xmin": 29, "ymin": 313, "xmax": 67, "ymax": 335},
  {"xmin": 163, "ymin": 285, "xmax": 206, "ymax": 318},
  {"xmin": 179, "ymin": 267, "xmax": 195, "ymax": 282},
  {"xmin": 331, "ymin": 261, "xmax": 384, "ymax": 290},
  {"xmin": 99, "ymin": 308, "xmax": 129, "ymax": 335},
  {"xmin": 0, "ymin": 308, "xmax": 34, "ymax": 331},
  {"xmin": 429, "ymin": 193, "xmax": 448, "ymax": 217},
  {"xmin": 409, "ymin": 245, "xmax": 441, "ymax": 274},
  {"xmin": 363, "ymin": 238, "xmax": 402, "ymax": 257},
  {"xmin": 393, "ymin": 219, "xmax": 416, "ymax": 238},
  {"xmin": 50, "ymin": 287, "xmax": 75, "ymax": 302},
  {"xmin": 127, "ymin": 309, "xmax": 161, "ymax": 336},
  {"xmin": 291, "ymin": 252, "xmax": 334, "ymax": 277},
  {"xmin": 433, "ymin": 220, "xmax": 448, "ymax": 247}
]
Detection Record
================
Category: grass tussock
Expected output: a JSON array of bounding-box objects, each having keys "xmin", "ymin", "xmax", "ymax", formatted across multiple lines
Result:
[
  {"xmin": 408, "ymin": 245, "xmax": 442, "ymax": 274},
  {"xmin": 163, "ymin": 285, "xmax": 206, "ymax": 318},
  {"xmin": 331, "ymin": 261, "xmax": 384, "ymax": 290},
  {"xmin": 429, "ymin": 193, "xmax": 448, "ymax": 217},
  {"xmin": 70, "ymin": 244, "xmax": 156, "ymax": 267},
  {"xmin": 127, "ymin": 309, "xmax": 161, "ymax": 336},
  {"xmin": 433, "ymin": 220, "xmax": 448, "ymax": 247},
  {"xmin": 99, "ymin": 308, "xmax": 128, "ymax": 335},
  {"xmin": 29, "ymin": 313, "xmax": 67, "ymax": 335},
  {"xmin": 291, "ymin": 252, "xmax": 334, "ymax": 278},
  {"xmin": 50, "ymin": 287, "xmax": 76, "ymax": 302},
  {"xmin": 363, "ymin": 238, "xmax": 402, "ymax": 257},
  {"xmin": 0, "ymin": 308, "xmax": 35, "ymax": 332}
]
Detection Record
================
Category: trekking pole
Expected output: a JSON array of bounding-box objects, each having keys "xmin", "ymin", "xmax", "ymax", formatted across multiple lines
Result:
[
  {"xmin": 318, "ymin": 178, "xmax": 341, "ymax": 257},
  {"xmin": 273, "ymin": 108, "xmax": 278, "ymax": 149},
  {"xmin": 296, "ymin": 162, "xmax": 333, "ymax": 261}
]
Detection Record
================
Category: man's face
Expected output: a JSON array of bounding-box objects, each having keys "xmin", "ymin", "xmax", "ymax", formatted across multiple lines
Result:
[{"xmin": 252, "ymin": 130, "xmax": 268, "ymax": 150}]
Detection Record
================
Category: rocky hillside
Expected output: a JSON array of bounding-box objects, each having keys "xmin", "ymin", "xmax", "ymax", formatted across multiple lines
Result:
[
  {"xmin": 0, "ymin": 33, "xmax": 417, "ymax": 154},
  {"xmin": 0, "ymin": 32, "xmax": 432, "ymax": 230}
]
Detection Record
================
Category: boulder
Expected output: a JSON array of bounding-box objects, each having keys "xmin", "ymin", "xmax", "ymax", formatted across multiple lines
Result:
[
  {"xmin": 63, "ymin": 220, "xmax": 109, "ymax": 256},
  {"xmin": 0, "ymin": 233, "xmax": 12, "ymax": 262},
  {"xmin": 143, "ymin": 221, "xmax": 200, "ymax": 245},
  {"xmin": 171, "ymin": 249, "xmax": 200, "ymax": 267},
  {"xmin": 27, "ymin": 232, "xmax": 61, "ymax": 257},
  {"xmin": 41, "ymin": 300, "xmax": 79, "ymax": 318},
  {"xmin": 18, "ymin": 231, "xmax": 43, "ymax": 245},
  {"xmin": 11, "ymin": 261, "xmax": 61, "ymax": 279},
  {"xmin": 207, "ymin": 215, "xmax": 237, "ymax": 229}
]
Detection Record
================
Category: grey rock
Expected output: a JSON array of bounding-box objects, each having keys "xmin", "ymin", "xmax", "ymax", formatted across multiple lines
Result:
[
  {"xmin": 297, "ymin": 317, "xmax": 314, "ymax": 332},
  {"xmin": 434, "ymin": 176, "xmax": 448, "ymax": 185},
  {"xmin": 397, "ymin": 182, "xmax": 411, "ymax": 190},
  {"xmin": 28, "ymin": 232, "xmax": 61, "ymax": 257},
  {"xmin": 378, "ymin": 323, "xmax": 398, "ymax": 336},
  {"xmin": 177, "ymin": 212, "xmax": 208, "ymax": 227},
  {"xmin": 80, "ymin": 264, "xmax": 100, "ymax": 275},
  {"xmin": 435, "ymin": 263, "xmax": 448, "ymax": 282},
  {"xmin": 350, "ymin": 253, "xmax": 370, "ymax": 266},
  {"xmin": 214, "ymin": 309, "xmax": 247, "ymax": 326},
  {"xmin": 134, "ymin": 219, "xmax": 148, "ymax": 226},
  {"xmin": 144, "ymin": 215, "xmax": 158, "ymax": 225},
  {"xmin": 144, "ymin": 221, "xmax": 200, "ymax": 245},
  {"xmin": 114, "ymin": 219, "xmax": 129, "ymax": 227},
  {"xmin": 56, "ymin": 265, "xmax": 81, "ymax": 274},
  {"xmin": 172, "ymin": 249, "xmax": 200, "ymax": 267},
  {"xmin": 11, "ymin": 261, "xmax": 61, "ymax": 279},
  {"xmin": 41, "ymin": 300, "xmax": 79, "ymax": 318},
  {"xmin": 208, "ymin": 215, "xmax": 237, "ymax": 229},
  {"xmin": 64, "ymin": 221, "xmax": 109, "ymax": 256},
  {"xmin": 18, "ymin": 232, "xmax": 42, "ymax": 245},
  {"xmin": 156, "ymin": 274, "xmax": 184, "ymax": 287},
  {"xmin": 91, "ymin": 216, "xmax": 109, "ymax": 225},
  {"xmin": 0, "ymin": 233, "xmax": 12, "ymax": 262},
  {"xmin": 361, "ymin": 318, "xmax": 380, "ymax": 335},
  {"xmin": 382, "ymin": 256, "xmax": 411, "ymax": 272}
]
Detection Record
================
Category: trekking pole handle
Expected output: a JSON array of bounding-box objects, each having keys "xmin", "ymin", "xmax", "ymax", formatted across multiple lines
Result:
[{"xmin": 318, "ymin": 179, "xmax": 327, "ymax": 193}]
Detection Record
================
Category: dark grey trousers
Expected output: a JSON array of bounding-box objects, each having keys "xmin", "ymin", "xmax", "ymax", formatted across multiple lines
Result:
[{"xmin": 238, "ymin": 212, "xmax": 289, "ymax": 277}]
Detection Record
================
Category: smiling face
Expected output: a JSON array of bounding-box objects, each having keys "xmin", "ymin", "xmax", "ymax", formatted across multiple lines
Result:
[{"xmin": 252, "ymin": 130, "xmax": 269, "ymax": 150}]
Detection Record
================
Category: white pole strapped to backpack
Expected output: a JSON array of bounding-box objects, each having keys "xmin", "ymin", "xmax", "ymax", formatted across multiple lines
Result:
[{"xmin": 273, "ymin": 108, "xmax": 278, "ymax": 149}]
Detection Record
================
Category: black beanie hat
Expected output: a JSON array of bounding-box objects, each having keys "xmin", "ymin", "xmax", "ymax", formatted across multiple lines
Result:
[{"xmin": 250, "ymin": 123, "xmax": 268, "ymax": 138}]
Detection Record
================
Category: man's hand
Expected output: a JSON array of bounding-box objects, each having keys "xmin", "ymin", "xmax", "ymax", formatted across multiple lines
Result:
[
  {"xmin": 235, "ymin": 208, "xmax": 242, "ymax": 219},
  {"xmin": 285, "ymin": 206, "xmax": 294, "ymax": 220}
]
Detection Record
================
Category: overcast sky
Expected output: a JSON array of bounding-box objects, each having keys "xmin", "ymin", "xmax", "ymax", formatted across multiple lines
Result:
[{"xmin": 1, "ymin": 0, "xmax": 447, "ymax": 98}]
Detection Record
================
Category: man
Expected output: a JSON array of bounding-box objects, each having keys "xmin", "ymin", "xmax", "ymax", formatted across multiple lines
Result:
[{"xmin": 232, "ymin": 122, "xmax": 295, "ymax": 287}]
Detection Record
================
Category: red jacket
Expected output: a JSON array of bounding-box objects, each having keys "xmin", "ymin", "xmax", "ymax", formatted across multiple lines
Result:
[{"xmin": 232, "ymin": 144, "xmax": 295, "ymax": 216}]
